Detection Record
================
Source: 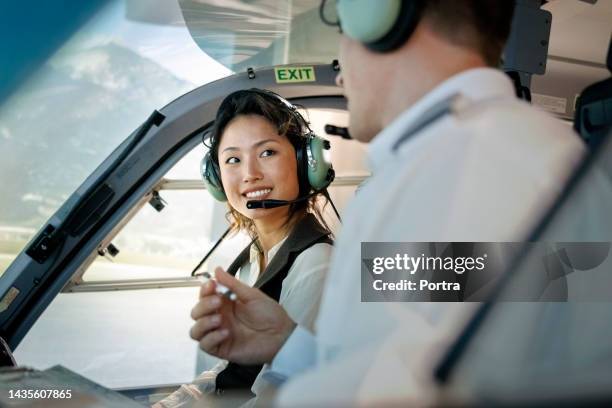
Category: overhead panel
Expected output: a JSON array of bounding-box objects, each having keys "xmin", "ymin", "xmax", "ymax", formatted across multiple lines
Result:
[{"xmin": 178, "ymin": 0, "xmax": 341, "ymax": 71}]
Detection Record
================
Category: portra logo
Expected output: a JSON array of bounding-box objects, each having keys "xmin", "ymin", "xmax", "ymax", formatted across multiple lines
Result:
[{"xmin": 371, "ymin": 253, "xmax": 488, "ymax": 275}]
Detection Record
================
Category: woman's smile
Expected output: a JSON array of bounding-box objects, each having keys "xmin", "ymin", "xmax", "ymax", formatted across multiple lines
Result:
[
  {"xmin": 243, "ymin": 187, "xmax": 273, "ymax": 199},
  {"xmin": 218, "ymin": 114, "xmax": 300, "ymax": 221}
]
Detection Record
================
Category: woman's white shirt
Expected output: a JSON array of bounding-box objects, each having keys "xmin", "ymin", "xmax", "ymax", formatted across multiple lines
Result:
[
  {"xmin": 239, "ymin": 237, "xmax": 331, "ymax": 332},
  {"xmin": 155, "ymin": 238, "xmax": 332, "ymax": 407},
  {"xmin": 249, "ymin": 240, "xmax": 332, "ymax": 396}
]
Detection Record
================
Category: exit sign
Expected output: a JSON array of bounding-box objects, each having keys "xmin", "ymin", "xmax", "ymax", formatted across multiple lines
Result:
[{"xmin": 274, "ymin": 66, "xmax": 316, "ymax": 83}]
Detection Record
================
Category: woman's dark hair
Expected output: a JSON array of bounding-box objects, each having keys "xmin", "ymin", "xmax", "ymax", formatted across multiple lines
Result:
[{"xmin": 205, "ymin": 88, "xmax": 331, "ymax": 242}]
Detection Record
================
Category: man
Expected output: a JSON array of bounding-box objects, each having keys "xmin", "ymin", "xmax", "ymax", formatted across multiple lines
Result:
[{"xmin": 190, "ymin": 0, "xmax": 585, "ymax": 405}]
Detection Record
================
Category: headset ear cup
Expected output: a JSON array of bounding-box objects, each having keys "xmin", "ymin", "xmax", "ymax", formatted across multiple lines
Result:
[
  {"xmin": 306, "ymin": 135, "xmax": 334, "ymax": 191},
  {"xmin": 201, "ymin": 152, "xmax": 227, "ymax": 201},
  {"xmin": 337, "ymin": 0, "xmax": 423, "ymax": 53},
  {"xmin": 295, "ymin": 139, "xmax": 311, "ymax": 196}
]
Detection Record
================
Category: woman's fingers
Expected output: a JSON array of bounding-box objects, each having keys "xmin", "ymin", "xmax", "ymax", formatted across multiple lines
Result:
[
  {"xmin": 199, "ymin": 279, "xmax": 216, "ymax": 298},
  {"xmin": 198, "ymin": 329, "xmax": 230, "ymax": 356},
  {"xmin": 215, "ymin": 267, "xmax": 260, "ymax": 301},
  {"xmin": 190, "ymin": 295, "xmax": 222, "ymax": 320},
  {"xmin": 189, "ymin": 314, "xmax": 222, "ymax": 341}
]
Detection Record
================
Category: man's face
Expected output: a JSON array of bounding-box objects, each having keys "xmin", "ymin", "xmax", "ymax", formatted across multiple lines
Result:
[{"xmin": 336, "ymin": 35, "xmax": 382, "ymax": 143}]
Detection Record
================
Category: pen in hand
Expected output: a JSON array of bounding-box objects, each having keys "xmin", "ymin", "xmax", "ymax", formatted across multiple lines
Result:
[{"xmin": 196, "ymin": 271, "xmax": 237, "ymax": 301}]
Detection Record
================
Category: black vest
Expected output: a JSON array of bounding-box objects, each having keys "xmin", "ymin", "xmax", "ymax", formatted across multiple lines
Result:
[{"xmin": 215, "ymin": 214, "xmax": 333, "ymax": 393}]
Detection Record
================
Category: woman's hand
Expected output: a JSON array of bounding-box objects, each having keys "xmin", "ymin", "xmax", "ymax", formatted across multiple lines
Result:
[{"xmin": 190, "ymin": 267, "xmax": 296, "ymax": 364}]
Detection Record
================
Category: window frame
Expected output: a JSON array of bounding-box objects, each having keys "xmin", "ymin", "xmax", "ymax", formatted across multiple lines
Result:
[{"xmin": 1, "ymin": 64, "xmax": 351, "ymax": 349}]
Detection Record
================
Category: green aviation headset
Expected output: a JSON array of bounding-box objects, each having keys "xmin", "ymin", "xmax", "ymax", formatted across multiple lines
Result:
[
  {"xmin": 326, "ymin": 0, "xmax": 424, "ymax": 53},
  {"xmin": 201, "ymin": 89, "xmax": 335, "ymax": 202}
]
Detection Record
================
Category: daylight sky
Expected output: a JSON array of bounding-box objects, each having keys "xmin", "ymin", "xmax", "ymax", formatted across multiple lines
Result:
[{"xmin": 69, "ymin": 0, "xmax": 232, "ymax": 86}]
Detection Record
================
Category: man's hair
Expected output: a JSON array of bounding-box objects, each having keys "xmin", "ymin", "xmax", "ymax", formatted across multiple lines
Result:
[{"xmin": 422, "ymin": 0, "xmax": 515, "ymax": 66}]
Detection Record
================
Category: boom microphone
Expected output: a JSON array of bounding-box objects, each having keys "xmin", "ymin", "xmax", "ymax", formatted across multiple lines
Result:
[
  {"xmin": 247, "ymin": 192, "xmax": 319, "ymax": 209},
  {"xmin": 324, "ymin": 124, "xmax": 352, "ymax": 139}
]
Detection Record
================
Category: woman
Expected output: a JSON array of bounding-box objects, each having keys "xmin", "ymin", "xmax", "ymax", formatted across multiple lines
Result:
[{"xmin": 154, "ymin": 89, "xmax": 335, "ymax": 407}]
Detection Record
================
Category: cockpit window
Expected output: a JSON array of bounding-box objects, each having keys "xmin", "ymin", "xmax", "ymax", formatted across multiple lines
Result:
[{"xmin": 0, "ymin": 0, "xmax": 231, "ymax": 274}]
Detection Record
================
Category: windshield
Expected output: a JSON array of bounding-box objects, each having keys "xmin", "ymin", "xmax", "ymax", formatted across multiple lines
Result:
[{"xmin": 0, "ymin": 0, "xmax": 232, "ymax": 274}]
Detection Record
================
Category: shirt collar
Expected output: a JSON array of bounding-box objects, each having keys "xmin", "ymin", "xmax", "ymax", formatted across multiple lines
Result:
[
  {"xmin": 368, "ymin": 68, "xmax": 515, "ymax": 172},
  {"xmin": 249, "ymin": 236, "xmax": 289, "ymax": 267}
]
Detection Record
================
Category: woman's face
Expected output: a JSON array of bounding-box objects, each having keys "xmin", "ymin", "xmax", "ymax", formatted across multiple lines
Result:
[{"xmin": 217, "ymin": 114, "xmax": 300, "ymax": 223}]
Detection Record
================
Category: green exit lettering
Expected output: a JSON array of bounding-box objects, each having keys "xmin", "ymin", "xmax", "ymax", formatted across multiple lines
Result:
[{"xmin": 275, "ymin": 67, "xmax": 316, "ymax": 83}]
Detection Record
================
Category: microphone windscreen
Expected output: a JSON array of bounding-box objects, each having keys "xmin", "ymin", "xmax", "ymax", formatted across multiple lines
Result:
[{"xmin": 246, "ymin": 201, "xmax": 264, "ymax": 209}]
